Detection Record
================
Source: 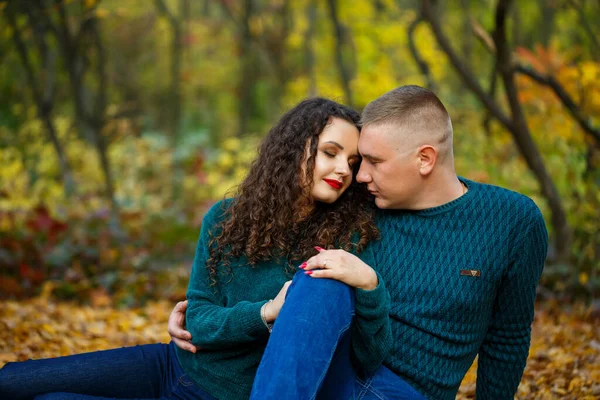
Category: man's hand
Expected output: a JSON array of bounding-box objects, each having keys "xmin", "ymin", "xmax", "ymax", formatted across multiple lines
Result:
[
  {"xmin": 301, "ymin": 247, "xmax": 378, "ymax": 290},
  {"xmin": 168, "ymin": 300, "xmax": 199, "ymax": 353}
]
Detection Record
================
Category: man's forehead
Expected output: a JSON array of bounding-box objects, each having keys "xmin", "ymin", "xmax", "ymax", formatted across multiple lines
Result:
[{"xmin": 359, "ymin": 124, "xmax": 396, "ymax": 154}]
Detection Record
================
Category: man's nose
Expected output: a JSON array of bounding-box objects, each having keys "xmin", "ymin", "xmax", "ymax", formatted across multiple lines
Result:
[{"xmin": 356, "ymin": 164, "xmax": 371, "ymax": 183}]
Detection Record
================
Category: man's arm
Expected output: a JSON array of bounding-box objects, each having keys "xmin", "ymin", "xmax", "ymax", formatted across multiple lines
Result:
[
  {"xmin": 476, "ymin": 208, "xmax": 548, "ymax": 399},
  {"xmin": 351, "ymin": 267, "xmax": 392, "ymax": 375}
]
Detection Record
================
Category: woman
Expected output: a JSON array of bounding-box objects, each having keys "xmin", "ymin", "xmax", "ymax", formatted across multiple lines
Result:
[{"xmin": 0, "ymin": 98, "xmax": 387, "ymax": 400}]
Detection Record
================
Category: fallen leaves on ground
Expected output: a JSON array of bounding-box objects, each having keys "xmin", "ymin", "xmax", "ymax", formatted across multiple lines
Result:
[{"xmin": 1, "ymin": 299, "xmax": 598, "ymax": 399}]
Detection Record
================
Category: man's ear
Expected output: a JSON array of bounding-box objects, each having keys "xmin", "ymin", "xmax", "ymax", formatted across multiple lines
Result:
[{"xmin": 417, "ymin": 145, "xmax": 437, "ymax": 176}]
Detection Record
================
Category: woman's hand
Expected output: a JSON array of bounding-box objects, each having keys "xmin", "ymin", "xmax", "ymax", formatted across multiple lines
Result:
[
  {"xmin": 168, "ymin": 300, "xmax": 200, "ymax": 353},
  {"xmin": 262, "ymin": 280, "xmax": 292, "ymax": 322},
  {"xmin": 301, "ymin": 247, "xmax": 378, "ymax": 290}
]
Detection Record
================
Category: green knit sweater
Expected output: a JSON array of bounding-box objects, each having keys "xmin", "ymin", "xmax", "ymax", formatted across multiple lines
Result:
[
  {"xmin": 176, "ymin": 199, "xmax": 391, "ymax": 400},
  {"xmin": 372, "ymin": 177, "xmax": 548, "ymax": 399}
]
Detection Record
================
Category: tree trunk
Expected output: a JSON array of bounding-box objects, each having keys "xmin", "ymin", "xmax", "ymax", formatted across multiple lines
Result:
[
  {"xmin": 304, "ymin": 0, "xmax": 318, "ymax": 97},
  {"xmin": 494, "ymin": 0, "xmax": 570, "ymax": 260},
  {"xmin": 238, "ymin": 0, "xmax": 255, "ymax": 136},
  {"xmin": 49, "ymin": 1, "xmax": 121, "ymax": 228},
  {"xmin": 154, "ymin": 0, "xmax": 183, "ymax": 146},
  {"xmin": 539, "ymin": 0, "xmax": 556, "ymax": 47},
  {"xmin": 422, "ymin": 0, "xmax": 571, "ymax": 262},
  {"xmin": 6, "ymin": 5, "xmax": 76, "ymax": 196},
  {"xmin": 326, "ymin": 0, "xmax": 354, "ymax": 108}
]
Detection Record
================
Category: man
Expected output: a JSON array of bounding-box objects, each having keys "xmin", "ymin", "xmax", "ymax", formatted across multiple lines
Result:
[{"xmin": 169, "ymin": 85, "xmax": 548, "ymax": 399}]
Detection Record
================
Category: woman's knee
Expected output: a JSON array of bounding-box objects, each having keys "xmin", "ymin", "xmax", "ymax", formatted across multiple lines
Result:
[{"xmin": 288, "ymin": 270, "xmax": 355, "ymax": 309}]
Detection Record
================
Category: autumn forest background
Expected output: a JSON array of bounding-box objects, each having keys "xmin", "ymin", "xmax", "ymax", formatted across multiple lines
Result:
[{"xmin": 0, "ymin": 0, "xmax": 599, "ymax": 398}]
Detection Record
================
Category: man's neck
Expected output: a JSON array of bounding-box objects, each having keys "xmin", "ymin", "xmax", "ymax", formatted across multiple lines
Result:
[{"xmin": 408, "ymin": 171, "xmax": 465, "ymax": 210}]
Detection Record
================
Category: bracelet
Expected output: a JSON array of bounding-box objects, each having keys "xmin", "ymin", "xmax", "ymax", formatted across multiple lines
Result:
[{"xmin": 261, "ymin": 299, "xmax": 274, "ymax": 333}]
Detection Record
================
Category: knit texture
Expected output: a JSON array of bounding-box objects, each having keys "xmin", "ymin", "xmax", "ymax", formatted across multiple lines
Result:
[
  {"xmin": 373, "ymin": 177, "xmax": 548, "ymax": 400},
  {"xmin": 176, "ymin": 199, "xmax": 391, "ymax": 400}
]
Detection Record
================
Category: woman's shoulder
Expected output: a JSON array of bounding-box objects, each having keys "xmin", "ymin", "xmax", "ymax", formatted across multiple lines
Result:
[{"xmin": 203, "ymin": 198, "xmax": 235, "ymax": 226}]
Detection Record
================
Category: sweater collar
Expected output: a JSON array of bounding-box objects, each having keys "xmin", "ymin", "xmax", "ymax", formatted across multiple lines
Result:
[{"xmin": 378, "ymin": 177, "xmax": 474, "ymax": 217}]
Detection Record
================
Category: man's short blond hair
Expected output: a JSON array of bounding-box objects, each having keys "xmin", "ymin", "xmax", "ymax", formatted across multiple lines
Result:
[{"xmin": 361, "ymin": 85, "xmax": 453, "ymax": 149}]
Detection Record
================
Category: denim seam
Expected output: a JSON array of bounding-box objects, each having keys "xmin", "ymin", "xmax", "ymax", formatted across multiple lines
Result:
[
  {"xmin": 309, "ymin": 321, "xmax": 353, "ymax": 400},
  {"xmin": 363, "ymin": 383, "xmax": 387, "ymax": 400},
  {"xmin": 356, "ymin": 371, "xmax": 377, "ymax": 400}
]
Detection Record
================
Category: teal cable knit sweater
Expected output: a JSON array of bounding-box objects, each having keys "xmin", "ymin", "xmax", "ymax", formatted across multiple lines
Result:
[
  {"xmin": 372, "ymin": 177, "xmax": 548, "ymax": 399},
  {"xmin": 176, "ymin": 199, "xmax": 391, "ymax": 400}
]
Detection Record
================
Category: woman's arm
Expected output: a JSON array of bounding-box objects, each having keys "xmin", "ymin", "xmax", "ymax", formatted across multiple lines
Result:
[{"xmin": 184, "ymin": 201, "xmax": 271, "ymax": 350}]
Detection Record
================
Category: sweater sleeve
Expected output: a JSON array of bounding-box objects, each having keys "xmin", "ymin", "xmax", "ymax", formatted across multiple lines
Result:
[
  {"xmin": 476, "ymin": 207, "xmax": 548, "ymax": 399},
  {"xmin": 351, "ymin": 242, "xmax": 393, "ymax": 375},
  {"xmin": 185, "ymin": 202, "xmax": 270, "ymax": 350}
]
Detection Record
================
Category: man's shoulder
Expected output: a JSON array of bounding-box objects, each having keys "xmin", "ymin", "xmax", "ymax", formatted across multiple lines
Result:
[
  {"xmin": 466, "ymin": 179, "xmax": 541, "ymax": 212},
  {"xmin": 465, "ymin": 179, "xmax": 546, "ymax": 235}
]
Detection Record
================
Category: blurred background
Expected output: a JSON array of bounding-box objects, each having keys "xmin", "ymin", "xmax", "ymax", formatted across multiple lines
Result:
[
  {"xmin": 1, "ymin": 0, "xmax": 599, "ymax": 303},
  {"xmin": 3, "ymin": 0, "xmax": 599, "ymax": 306},
  {"xmin": 0, "ymin": 1, "xmax": 599, "ymax": 397}
]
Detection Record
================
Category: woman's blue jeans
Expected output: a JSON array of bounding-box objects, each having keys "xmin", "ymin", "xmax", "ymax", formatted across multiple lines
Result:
[
  {"xmin": 0, "ymin": 272, "xmax": 423, "ymax": 399},
  {"xmin": 250, "ymin": 271, "xmax": 425, "ymax": 400},
  {"xmin": 0, "ymin": 341, "xmax": 214, "ymax": 400}
]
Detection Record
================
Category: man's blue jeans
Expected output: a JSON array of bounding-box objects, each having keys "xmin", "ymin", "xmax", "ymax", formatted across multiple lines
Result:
[
  {"xmin": 0, "ymin": 341, "xmax": 215, "ymax": 400},
  {"xmin": 250, "ymin": 271, "xmax": 425, "ymax": 400}
]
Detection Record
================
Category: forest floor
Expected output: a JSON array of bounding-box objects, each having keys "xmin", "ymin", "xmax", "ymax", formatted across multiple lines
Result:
[{"xmin": 1, "ymin": 297, "xmax": 599, "ymax": 399}]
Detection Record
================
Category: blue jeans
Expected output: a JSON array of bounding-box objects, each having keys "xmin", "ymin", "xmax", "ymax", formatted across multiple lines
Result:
[
  {"xmin": 251, "ymin": 271, "xmax": 425, "ymax": 400},
  {"xmin": 0, "ymin": 341, "xmax": 215, "ymax": 400}
]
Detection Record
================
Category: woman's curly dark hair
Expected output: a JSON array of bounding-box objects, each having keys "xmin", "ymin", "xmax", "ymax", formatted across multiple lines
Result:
[{"xmin": 206, "ymin": 98, "xmax": 379, "ymax": 281}]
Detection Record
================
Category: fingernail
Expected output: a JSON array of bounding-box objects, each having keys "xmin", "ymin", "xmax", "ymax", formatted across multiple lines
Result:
[
  {"xmin": 299, "ymin": 262, "xmax": 307, "ymax": 269},
  {"xmin": 314, "ymin": 246, "xmax": 325, "ymax": 251},
  {"xmin": 304, "ymin": 271, "xmax": 313, "ymax": 275}
]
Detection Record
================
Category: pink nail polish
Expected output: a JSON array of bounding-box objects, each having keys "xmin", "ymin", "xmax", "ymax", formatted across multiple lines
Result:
[
  {"xmin": 305, "ymin": 270, "xmax": 313, "ymax": 275},
  {"xmin": 299, "ymin": 262, "xmax": 307, "ymax": 269},
  {"xmin": 314, "ymin": 246, "xmax": 325, "ymax": 251}
]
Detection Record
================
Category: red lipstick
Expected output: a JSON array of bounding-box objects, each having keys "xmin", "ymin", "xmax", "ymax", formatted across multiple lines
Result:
[{"xmin": 323, "ymin": 179, "xmax": 343, "ymax": 190}]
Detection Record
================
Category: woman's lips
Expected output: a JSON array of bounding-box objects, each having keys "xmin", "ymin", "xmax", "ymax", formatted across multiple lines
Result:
[{"xmin": 323, "ymin": 179, "xmax": 343, "ymax": 190}]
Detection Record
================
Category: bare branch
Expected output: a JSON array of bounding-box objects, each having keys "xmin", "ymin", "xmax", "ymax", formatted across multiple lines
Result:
[
  {"xmin": 515, "ymin": 65, "xmax": 600, "ymax": 145},
  {"xmin": 421, "ymin": 0, "xmax": 513, "ymax": 130},
  {"xmin": 6, "ymin": 6, "xmax": 75, "ymax": 195},
  {"xmin": 217, "ymin": 0, "xmax": 240, "ymax": 26},
  {"xmin": 471, "ymin": 18, "xmax": 496, "ymax": 54},
  {"xmin": 326, "ymin": 0, "xmax": 353, "ymax": 107},
  {"xmin": 566, "ymin": 0, "xmax": 600, "ymax": 60},
  {"xmin": 407, "ymin": 15, "xmax": 436, "ymax": 91},
  {"xmin": 154, "ymin": 0, "xmax": 177, "ymax": 26},
  {"xmin": 493, "ymin": 0, "xmax": 571, "ymax": 260},
  {"xmin": 468, "ymin": 18, "xmax": 500, "ymax": 135}
]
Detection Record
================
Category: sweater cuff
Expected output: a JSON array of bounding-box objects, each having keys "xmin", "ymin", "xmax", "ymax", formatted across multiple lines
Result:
[
  {"xmin": 243, "ymin": 300, "xmax": 272, "ymax": 335},
  {"xmin": 355, "ymin": 271, "xmax": 390, "ymax": 315}
]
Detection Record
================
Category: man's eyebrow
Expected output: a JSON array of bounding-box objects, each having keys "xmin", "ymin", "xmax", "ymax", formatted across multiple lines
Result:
[
  {"xmin": 361, "ymin": 153, "xmax": 383, "ymax": 162},
  {"xmin": 323, "ymin": 141, "xmax": 344, "ymax": 150}
]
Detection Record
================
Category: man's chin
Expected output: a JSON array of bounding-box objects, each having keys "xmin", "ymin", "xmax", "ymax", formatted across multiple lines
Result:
[{"xmin": 374, "ymin": 197, "xmax": 391, "ymax": 209}]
